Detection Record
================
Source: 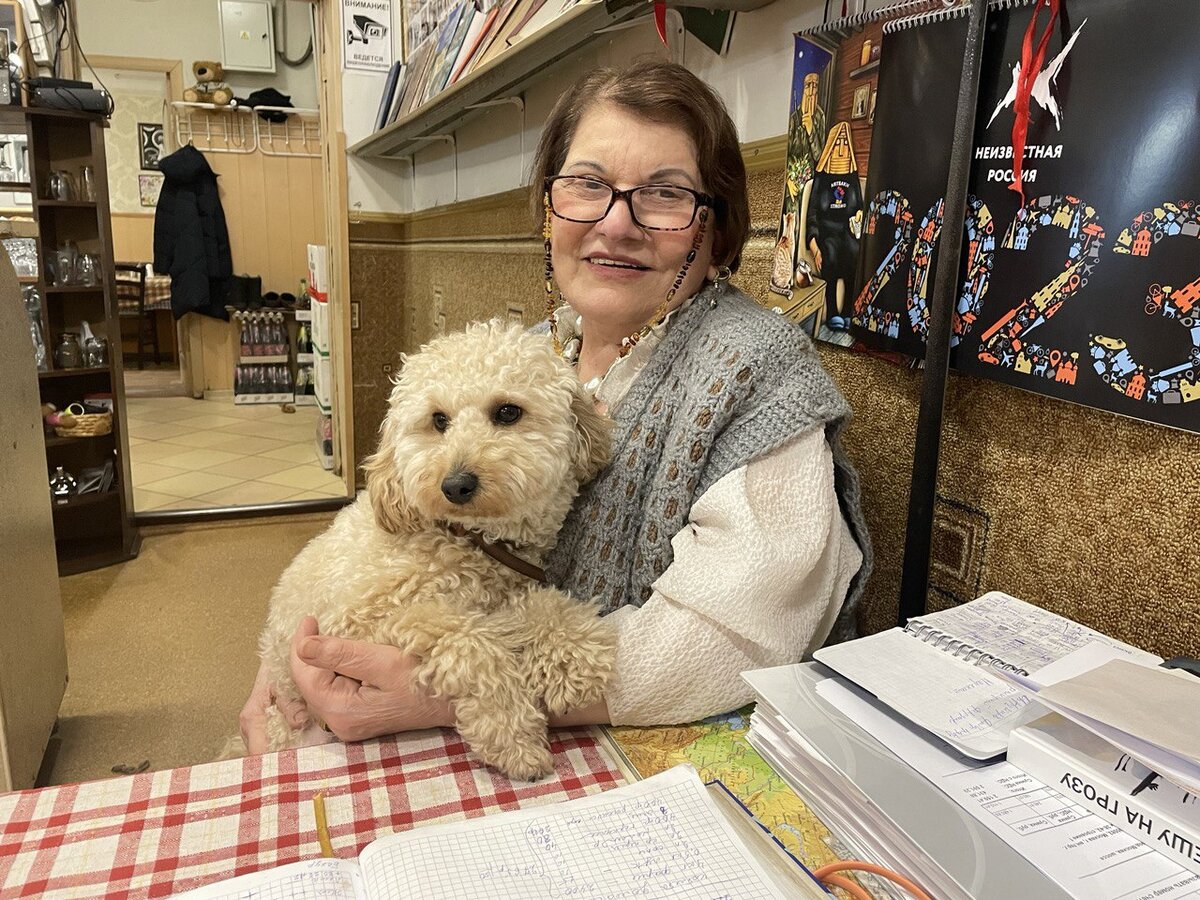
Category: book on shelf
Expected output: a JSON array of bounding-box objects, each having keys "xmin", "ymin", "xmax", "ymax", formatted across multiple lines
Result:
[
  {"xmin": 176, "ymin": 765, "xmax": 828, "ymax": 899},
  {"xmin": 448, "ymin": 1, "xmax": 499, "ymax": 84},
  {"xmin": 395, "ymin": 37, "xmax": 436, "ymax": 118},
  {"xmin": 421, "ymin": 1, "xmax": 475, "ymax": 105},
  {"xmin": 373, "ymin": 61, "xmax": 405, "ymax": 131},
  {"xmin": 812, "ymin": 591, "xmax": 1161, "ymax": 760},
  {"xmin": 506, "ymin": 0, "xmax": 583, "ymax": 48},
  {"xmin": 467, "ymin": 0, "xmax": 528, "ymax": 72},
  {"xmin": 462, "ymin": 0, "xmax": 519, "ymax": 75},
  {"xmin": 1009, "ymin": 712, "xmax": 1200, "ymax": 876}
]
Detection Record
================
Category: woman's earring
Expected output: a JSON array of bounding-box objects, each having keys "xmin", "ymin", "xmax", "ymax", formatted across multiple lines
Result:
[{"xmin": 714, "ymin": 264, "xmax": 732, "ymax": 286}]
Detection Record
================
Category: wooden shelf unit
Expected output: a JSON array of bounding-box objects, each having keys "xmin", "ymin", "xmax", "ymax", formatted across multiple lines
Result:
[{"xmin": 1, "ymin": 106, "xmax": 140, "ymax": 575}]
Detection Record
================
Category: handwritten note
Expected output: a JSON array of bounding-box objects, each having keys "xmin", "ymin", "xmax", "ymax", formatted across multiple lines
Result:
[
  {"xmin": 358, "ymin": 765, "xmax": 792, "ymax": 899},
  {"xmin": 175, "ymin": 858, "xmax": 360, "ymax": 900},
  {"xmin": 815, "ymin": 627, "xmax": 1039, "ymax": 758},
  {"xmin": 909, "ymin": 592, "xmax": 1161, "ymax": 676}
]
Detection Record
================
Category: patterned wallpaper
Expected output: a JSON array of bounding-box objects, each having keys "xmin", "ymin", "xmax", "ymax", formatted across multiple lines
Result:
[{"xmin": 105, "ymin": 91, "xmax": 168, "ymax": 215}]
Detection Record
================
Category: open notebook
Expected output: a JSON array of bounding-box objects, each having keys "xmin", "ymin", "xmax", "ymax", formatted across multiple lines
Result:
[
  {"xmin": 814, "ymin": 591, "xmax": 1161, "ymax": 759},
  {"xmin": 177, "ymin": 764, "xmax": 827, "ymax": 899}
]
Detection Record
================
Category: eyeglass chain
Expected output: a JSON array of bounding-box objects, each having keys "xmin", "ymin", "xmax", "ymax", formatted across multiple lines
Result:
[{"xmin": 543, "ymin": 193, "xmax": 725, "ymax": 360}]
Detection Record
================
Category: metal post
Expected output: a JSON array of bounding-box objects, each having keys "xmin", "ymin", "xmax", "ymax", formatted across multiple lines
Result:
[{"xmin": 897, "ymin": 0, "xmax": 991, "ymax": 625}]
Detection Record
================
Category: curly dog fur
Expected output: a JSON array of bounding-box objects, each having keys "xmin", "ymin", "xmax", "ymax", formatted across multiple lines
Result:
[{"xmin": 254, "ymin": 322, "xmax": 614, "ymax": 779}]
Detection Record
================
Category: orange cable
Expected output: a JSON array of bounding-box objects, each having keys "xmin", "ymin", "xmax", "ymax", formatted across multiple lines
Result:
[
  {"xmin": 822, "ymin": 872, "xmax": 874, "ymax": 900},
  {"xmin": 813, "ymin": 861, "xmax": 933, "ymax": 900}
]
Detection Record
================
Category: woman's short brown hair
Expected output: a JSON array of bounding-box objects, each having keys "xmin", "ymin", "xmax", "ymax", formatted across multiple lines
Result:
[{"xmin": 531, "ymin": 60, "xmax": 750, "ymax": 273}]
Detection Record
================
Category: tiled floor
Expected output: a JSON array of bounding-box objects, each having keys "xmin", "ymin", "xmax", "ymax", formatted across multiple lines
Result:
[{"xmin": 126, "ymin": 396, "xmax": 347, "ymax": 511}]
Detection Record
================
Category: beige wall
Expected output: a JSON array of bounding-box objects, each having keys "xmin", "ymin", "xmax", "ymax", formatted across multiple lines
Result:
[
  {"xmin": 77, "ymin": 0, "xmax": 319, "ymax": 109},
  {"xmin": 105, "ymin": 90, "xmax": 165, "ymax": 215},
  {"xmin": 345, "ymin": 168, "xmax": 1200, "ymax": 660},
  {"xmin": 112, "ymin": 213, "xmax": 155, "ymax": 264}
]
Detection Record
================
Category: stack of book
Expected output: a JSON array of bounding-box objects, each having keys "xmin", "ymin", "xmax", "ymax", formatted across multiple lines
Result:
[
  {"xmin": 743, "ymin": 592, "xmax": 1200, "ymax": 899},
  {"xmin": 375, "ymin": 0, "xmax": 591, "ymax": 131}
]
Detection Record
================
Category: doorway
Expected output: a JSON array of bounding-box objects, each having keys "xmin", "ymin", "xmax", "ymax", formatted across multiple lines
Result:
[{"xmin": 94, "ymin": 48, "xmax": 345, "ymax": 514}]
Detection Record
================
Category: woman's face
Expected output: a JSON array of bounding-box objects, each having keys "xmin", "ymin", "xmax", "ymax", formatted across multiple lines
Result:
[{"xmin": 550, "ymin": 102, "xmax": 718, "ymax": 335}]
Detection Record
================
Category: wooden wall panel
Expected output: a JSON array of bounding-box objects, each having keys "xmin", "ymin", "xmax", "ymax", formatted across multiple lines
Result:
[
  {"xmin": 166, "ymin": 133, "xmax": 325, "ymax": 394},
  {"xmin": 111, "ymin": 212, "xmax": 154, "ymax": 264}
]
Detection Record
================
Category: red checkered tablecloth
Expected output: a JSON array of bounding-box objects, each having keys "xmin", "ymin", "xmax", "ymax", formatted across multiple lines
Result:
[{"xmin": 0, "ymin": 728, "xmax": 624, "ymax": 899}]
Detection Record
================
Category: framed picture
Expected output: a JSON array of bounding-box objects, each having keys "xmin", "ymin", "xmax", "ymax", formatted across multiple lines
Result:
[
  {"xmin": 869, "ymin": 87, "xmax": 877, "ymax": 125},
  {"xmin": 138, "ymin": 173, "xmax": 163, "ymax": 207},
  {"xmin": 138, "ymin": 123, "xmax": 164, "ymax": 170},
  {"xmin": 852, "ymin": 83, "xmax": 871, "ymax": 120}
]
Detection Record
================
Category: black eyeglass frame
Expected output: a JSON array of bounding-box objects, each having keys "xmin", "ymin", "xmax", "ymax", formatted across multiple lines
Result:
[{"xmin": 544, "ymin": 175, "xmax": 718, "ymax": 231}]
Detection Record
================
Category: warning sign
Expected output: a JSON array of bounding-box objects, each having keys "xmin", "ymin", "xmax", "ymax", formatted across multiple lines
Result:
[{"xmin": 342, "ymin": 0, "xmax": 393, "ymax": 72}]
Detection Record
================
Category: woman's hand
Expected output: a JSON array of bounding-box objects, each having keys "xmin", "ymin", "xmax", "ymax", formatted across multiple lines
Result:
[
  {"xmin": 238, "ymin": 660, "xmax": 309, "ymax": 755},
  {"xmin": 288, "ymin": 616, "xmax": 455, "ymax": 742}
]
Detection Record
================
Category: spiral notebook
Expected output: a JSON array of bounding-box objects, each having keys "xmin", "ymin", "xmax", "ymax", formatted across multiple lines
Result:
[{"xmin": 814, "ymin": 591, "xmax": 1161, "ymax": 759}]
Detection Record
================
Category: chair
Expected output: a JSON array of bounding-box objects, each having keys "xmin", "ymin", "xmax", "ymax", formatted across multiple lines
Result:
[{"xmin": 115, "ymin": 262, "xmax": 160, "ymax": 370}]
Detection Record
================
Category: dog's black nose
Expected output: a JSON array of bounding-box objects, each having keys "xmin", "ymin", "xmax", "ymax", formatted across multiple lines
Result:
[{"xmin": 441, "ymin": 471, "xmax": 479, "ymax": 504}]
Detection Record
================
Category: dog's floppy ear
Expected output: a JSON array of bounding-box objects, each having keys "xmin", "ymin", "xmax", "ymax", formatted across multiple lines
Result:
[
  {"xmin": 362, "ymin": 408, "xmax": 414, "ymax": 534},
  {"xmin": 570, "ymin": 387, "xmax": 612, "ymax": 484}
]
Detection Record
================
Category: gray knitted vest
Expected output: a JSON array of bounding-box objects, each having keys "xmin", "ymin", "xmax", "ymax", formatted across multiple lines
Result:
[{"xmin": 545, "ymin": 283, "xmax": 872, "ymax": 644}]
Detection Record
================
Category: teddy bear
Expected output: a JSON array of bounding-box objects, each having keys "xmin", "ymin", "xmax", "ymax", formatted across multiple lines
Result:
[{"xmin": 183, "ymin": 60, "xmax": 234, "ymax": 106}]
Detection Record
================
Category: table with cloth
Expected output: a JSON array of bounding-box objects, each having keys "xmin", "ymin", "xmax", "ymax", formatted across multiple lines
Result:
[{"xmin": 0, "ymin": 714, "xmax": 853, "ymax": 899}]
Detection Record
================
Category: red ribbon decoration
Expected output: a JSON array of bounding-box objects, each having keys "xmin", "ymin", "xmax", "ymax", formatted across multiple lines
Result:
[
  {"xmin": 1009, "ymin": 0, "xmax": 1061, "ymax": 203},
  {"xmin": 654, "ymin": 0, "xmax": 668, "ymax": 46}
]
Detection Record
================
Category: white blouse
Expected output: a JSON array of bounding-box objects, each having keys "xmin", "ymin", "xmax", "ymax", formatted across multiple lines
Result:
[{"xmin": 552, "ymin": 297, "xmax": 863, "ymax": 725}]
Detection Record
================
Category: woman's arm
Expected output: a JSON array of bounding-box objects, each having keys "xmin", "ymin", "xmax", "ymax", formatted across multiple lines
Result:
[
  {"xmin": 275, "ymin": 429, "xmax": 858, "ymax": 738},
  {"xmin": 286, "ymin": 614, "xmax": 611, "ymax": 738},
  {"xmin": 602, "ymin": 427, "xmax": 862, "ymax": 726},
  {"xmin": 287, "ymin": 615, "xmax": 455, "ymax": 740}
]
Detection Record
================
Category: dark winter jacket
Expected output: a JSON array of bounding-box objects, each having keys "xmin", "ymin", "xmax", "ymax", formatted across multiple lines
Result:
[{"xmin": 153, "ymin": 145, "xmax": 232, "ymax": 320}]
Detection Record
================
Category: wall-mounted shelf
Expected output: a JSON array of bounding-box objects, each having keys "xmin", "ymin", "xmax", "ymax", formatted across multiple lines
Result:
[
  {"xmin": 36, "ymin": 200, "xmax": 98, "ymax": 209},
  {"xmin": 349, "ymin": 0, "xmax": 642, "ymax": 160},
  {"xmin": 849, "ymin": 59, "xmax": 880, "ymax": 79}
]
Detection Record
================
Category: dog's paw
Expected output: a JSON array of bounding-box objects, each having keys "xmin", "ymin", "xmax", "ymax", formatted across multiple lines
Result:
[
  {"xmin": 487, "ymin": 742, "xmax": 555, "ymax": 782},
  {"xmin": 529, "ymin": 651, "xmax": 612, "ymax": 716}
]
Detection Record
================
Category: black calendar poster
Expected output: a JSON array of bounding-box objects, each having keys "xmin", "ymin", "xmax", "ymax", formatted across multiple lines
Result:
[{"xmin": 851, "ymin": 0, "xmax": 1200, "ymax": 433}]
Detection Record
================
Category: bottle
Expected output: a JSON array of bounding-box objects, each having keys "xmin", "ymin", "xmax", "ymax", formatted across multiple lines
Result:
[
  {"xmin": 240, "ymin": 317, "xmax": 252, "ymax": 357},
  {"xmin": 80, "ymin": 165, "xmax": 97, "ymax": 202},
  {"xmin": 54, "ymin": 332, "xmax": 83, "ymax": 368}
]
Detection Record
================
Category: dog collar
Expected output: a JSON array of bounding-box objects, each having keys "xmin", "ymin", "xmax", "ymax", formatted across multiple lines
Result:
[{"xmin": 446, "ymin": 523, "xmax": 548, "ymax": 583}]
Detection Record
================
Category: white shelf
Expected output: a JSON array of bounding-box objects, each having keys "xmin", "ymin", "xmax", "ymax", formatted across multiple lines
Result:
[
  {"xmin": 349, "ymin": 0, "xmax": 643, "ymax": 159},
  {"xmin": 296, "ymin": 352, "xmax": 315, "ymax": 364},
  {"xmin": 239, "ymin": 354, "xmax": 290, "ymax": 364}
]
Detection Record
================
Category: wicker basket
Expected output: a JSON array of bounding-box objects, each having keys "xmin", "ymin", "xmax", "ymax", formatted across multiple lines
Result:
[{"xmin": 55, "ymin": 411, "xmax": 112, "ymax": 438}]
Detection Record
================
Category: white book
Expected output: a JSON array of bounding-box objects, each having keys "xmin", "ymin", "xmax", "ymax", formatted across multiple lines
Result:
[
  {"xmin": 1009, "ymin": 712, "xmax": 1200, "ymax": 876},
  {"xmin": 176, "ymin": 765, "xmax": 827, "ymax": 899},
  {"xmin": 813, "ymin": 591, "xmax": 1161, "ymax": 759}
]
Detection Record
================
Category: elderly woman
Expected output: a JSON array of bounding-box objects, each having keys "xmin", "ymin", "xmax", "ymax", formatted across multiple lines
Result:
[{"xmin": 240, "ymin": 61, "xmax": 869, "ymax": 751}]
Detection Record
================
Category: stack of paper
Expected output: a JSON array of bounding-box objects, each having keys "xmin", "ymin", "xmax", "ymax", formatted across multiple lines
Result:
[{"xmin": 743, "ymin": 662, "xmax": 1200, "ymax": 899}]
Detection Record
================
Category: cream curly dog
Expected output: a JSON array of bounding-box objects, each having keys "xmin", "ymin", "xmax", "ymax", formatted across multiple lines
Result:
[{"xmin": 257, "ymin": 322, "xmax": 614, "ymax": 780}]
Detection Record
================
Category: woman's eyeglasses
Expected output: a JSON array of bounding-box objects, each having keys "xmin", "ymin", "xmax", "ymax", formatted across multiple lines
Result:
[{"xmin": 545, "ymin": 175, "xmax": 715, "ymax": 231}]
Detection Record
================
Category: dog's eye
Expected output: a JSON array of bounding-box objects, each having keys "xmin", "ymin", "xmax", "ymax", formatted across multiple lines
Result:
[
  {"xmin": 432, "ymin": 412, "xmax": 450, "ymax": 432},
  {"xmin": 493, "ymin": 404, "xmax": 523, "ymax": 425}
]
